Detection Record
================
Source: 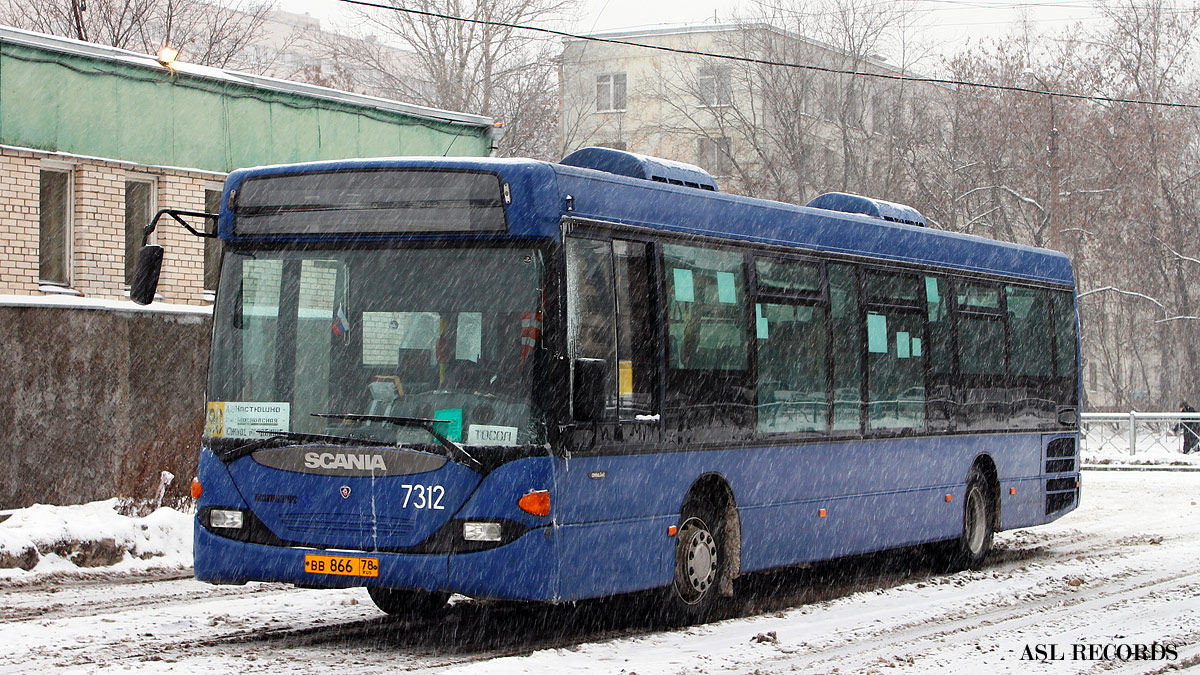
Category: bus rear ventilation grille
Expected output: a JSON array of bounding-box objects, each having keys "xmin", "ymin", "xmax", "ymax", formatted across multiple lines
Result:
[
  {"xmin": 1045, "ymin": 477, "xmax": 1077, "ymax": 515},
  {"xmin": 1045, "ymin": 437, "xmax": 1077, "ymax": 473}
]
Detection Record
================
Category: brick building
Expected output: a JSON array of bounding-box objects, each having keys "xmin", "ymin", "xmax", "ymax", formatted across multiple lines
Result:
[{"xmin": 0, "ymin": 25, "xmax": 496, "ymax": 508}]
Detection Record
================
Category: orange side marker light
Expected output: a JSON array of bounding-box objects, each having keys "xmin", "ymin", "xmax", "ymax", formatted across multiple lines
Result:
[
  {"xmin": 818, "ymin": 508, "xmax": 827, "ymax": 518},
  {"xmin": 190, "ymin": 477, "xmax": 203, "ymax": 500},
  {"xmin": 945, "ymin": 494, "xmax": 953, "ymax": 502},
  {"xmin": 668, "ymin": 525, "xmax": 678, "ymax": 537},
  {"xmin": 518, "ymin": 490, "xmax": 551, "ymax": 517},
  {"xmin": 1010, "ymin": 487, "xmax": 1017, "ymax": 496}
]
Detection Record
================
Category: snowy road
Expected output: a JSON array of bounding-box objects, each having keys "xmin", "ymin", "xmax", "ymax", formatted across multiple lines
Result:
[{"xmin": 1, "ymin": 471, "xmax": 1196, "ymax": 674}]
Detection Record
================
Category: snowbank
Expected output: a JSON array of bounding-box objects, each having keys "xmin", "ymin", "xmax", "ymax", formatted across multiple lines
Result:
[{"xmin": 0, "ymin": 499, "xmax": 192, "ymax": 582}]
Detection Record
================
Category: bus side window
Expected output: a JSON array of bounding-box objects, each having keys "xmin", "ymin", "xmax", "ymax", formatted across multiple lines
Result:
[
  {"xmin": 614, "ymin": 240, "xmax": 657, "ymax": 420},
  {"xmin": 1006, "ymin": 285, "xmax": 1055, "ymax": 427},
  {"xmin": 925, "ymin": 276, "xmax": 954, "ymax": 431},
  {"xmin": 754, "ymin": 257, "xmax": 827, "ymax": 435},
  {"xmin": 1050, "ymin": 291, "xmax": 1078, "ymax": 381},
  {"xmin": 566, "ymin": 237, "xmax": 618, "ymax": 420},
  {"xmin": 663, "ymin": 243, "xmax": 752, "ymax": 442},
  {"xmin": 954, "ymin": 280, "xmax": 1006, "ymax": 431},
  {"xmin": 829, "ymin": 264, "xmax": 862, "ymax": 432},
  {"xmin": 864, "ymin": 270, "xmax": 926, "ymax": 432}
]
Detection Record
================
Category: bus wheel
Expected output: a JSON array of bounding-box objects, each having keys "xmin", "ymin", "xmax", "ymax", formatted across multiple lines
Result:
[
  {"xmin": 367, "ymin": 587, "xmax": 449, "ymax": 616},
  {"xmin": 668, "ymin": 505, "xmax": 725, "ymax": 623},
  {"xmin": 951, "ymin": 467, "xmax": 995, "ymax": 570}
]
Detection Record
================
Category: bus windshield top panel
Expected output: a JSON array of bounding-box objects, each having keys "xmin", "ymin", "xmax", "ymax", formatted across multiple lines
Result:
[{"xmin": 233, "ymin": 169, "xmax": 507, "ymax": 236}]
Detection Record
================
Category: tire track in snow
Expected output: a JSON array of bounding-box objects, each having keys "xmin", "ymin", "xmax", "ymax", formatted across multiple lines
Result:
[
  {"xmin": 748, "ymin": 567, "xmax": 1200, "ymax": 673},
  {"xmin": 0, "ymin": 577, "xmax": 288, "ymax": 623}
]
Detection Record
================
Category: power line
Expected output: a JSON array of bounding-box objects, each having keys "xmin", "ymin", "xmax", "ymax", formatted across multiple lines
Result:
[{"xmin": 337, "ymin": 0, "xmax": 1200, "ymax": 110}]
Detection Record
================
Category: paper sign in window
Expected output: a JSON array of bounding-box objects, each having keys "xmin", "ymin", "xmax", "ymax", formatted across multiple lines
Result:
[
  {"xmin": 456, "ymin": 312, "xmax": 482, "ymax": 361},
  {"xmin": 716, "ymin": 272, "xmax": 737, "ymax": 303},
  {"xmin": 433, "ymin": 408, "xmax": 463, "ymax": 442},
  {"xmin": 755, "ymin": 304, "xmax": 769, "ymax": 339},
  {"xmin": 896, "ymin": 331, "xmax": 911, "ymax": 359},
  {"xmin": 911, "ymin": 337, "xmax": 923, "ymax": 357},
  {"xmin": 673, "ymin": 268, "xmax": 695, "ymax": 302},
  {"xmin": 926, "ymin": 277, "xmax": 941, "ymax": 321},
  {"xmin": 867, "ymin": 313, "xmax": 888, "ymax": 353},
  {"xmin": 618, "ymin": 359, "xmax": 633, "ymax": 396}
]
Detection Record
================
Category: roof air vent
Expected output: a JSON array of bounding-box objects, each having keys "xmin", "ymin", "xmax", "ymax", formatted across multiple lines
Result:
[
  {"xmin": 560, "ymin": 147, "xmax": 719, "ymax": 192},
  {"xmin": 806, "ymin": 192, "xmax": 927, "ymax": 227}
]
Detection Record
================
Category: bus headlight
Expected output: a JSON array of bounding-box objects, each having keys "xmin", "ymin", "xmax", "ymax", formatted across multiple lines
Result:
[
  {"xmin": 463, "ymin": 522, "xmax": 502, "ymax": 542},
  {"xmin": 210, "ymin": 509, "xmax": 245, "ymax": 529}
]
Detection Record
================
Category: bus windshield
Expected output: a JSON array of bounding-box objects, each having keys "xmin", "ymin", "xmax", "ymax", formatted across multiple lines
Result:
[{"xmin": 205, "ymin": 244, "xmax": 547, "ymax": 454}]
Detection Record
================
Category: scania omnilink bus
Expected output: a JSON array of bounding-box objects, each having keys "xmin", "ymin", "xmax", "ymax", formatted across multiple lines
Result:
[{"xmin": 132, "ymin": 147, "xmax": 1081, "ymax": 623}]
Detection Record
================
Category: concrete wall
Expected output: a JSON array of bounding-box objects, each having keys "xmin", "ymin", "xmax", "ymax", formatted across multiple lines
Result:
[{"xmin": 0, "ymin": 305, "xmax": 210, "ymax": 508}]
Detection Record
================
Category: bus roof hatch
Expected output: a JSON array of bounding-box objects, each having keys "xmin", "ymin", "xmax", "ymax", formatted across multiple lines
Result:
[
  {"xmin": 806, "ymin": 192, "xmax": 927, "ymax": 227},
  {"xmin": 560, "ymin": 147, "xmax": 719, "ymax": 192}
]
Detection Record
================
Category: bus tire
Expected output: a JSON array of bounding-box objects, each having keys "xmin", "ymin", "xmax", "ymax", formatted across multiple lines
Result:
[
  {"xmin": 947, "ymin": 466, "xmax": 995, "ymax": 570},
  {"xmin": 367, "ymin": 587, "xmax": 449, "ymax": 616},
  {"xmin": 666, "ymin": 501, "xmax": 726, "ymax": 624}
]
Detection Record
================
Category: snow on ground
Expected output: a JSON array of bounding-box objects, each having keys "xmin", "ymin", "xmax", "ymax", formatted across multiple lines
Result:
[{"xmin": 0, "ymin": 499, "xmax": 192, "ymax": 581}]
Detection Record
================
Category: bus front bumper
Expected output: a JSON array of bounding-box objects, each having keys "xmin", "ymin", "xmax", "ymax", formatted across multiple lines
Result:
[{"xmin": 193, "ymin": 519, "xmax": 559, "ymax": 601}]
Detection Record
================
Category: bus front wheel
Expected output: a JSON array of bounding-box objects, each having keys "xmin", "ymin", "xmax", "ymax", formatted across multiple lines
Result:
[
  {"xmin": 667, "ymin": 503, "xmax": 726, "ymax": 623},
  {"xmin": 367, "ymin": 587, "xmax": 449, "ymax": 616}
]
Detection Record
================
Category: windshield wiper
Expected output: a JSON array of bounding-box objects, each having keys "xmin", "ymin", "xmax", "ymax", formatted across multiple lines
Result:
[
  {"xmin": 312, "ymin": 413, "xmax": 483, "ymax": 472},
  {"xmin": 215, "ymin": 430, "xmax": 392, "ymax": 462}
]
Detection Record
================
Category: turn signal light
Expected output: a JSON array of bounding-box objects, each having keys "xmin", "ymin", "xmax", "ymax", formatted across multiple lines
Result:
[
  {"xmin": 518, "ymin": 490, "xmax": 551, "ymax": 517},
  {"xmin": 190, "ymin": 477, "xmax": 203, "ymax": 500}
]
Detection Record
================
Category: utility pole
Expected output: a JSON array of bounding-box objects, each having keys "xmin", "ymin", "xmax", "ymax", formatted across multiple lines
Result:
[{"xmin": 1024, "ymin": 69, "xmax": 1060, "ymax": 252}]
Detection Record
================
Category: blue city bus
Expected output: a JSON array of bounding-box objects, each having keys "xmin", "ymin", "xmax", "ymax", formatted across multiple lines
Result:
[{"xmin": 132, "ymin": 147, "xmax": 1081, "ymax": 623}]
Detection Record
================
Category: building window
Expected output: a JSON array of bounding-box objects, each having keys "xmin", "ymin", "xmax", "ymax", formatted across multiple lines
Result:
[
  {"xmin": 204, "ymin": 188, "xmax": 223, "ymax": 292},
  {"xmin": 39, "ymin": 168, "xmax": 72, "ymax": 286},
  {"xmin": 125, "ymin": 178, "xmax": 155, "ymax": 286},
  {"xmin": 697, "ymin": 66, "xmax": 732, "ymax": 106},
  {"xmin": 696, "ymin": 136, "xmax": 733, "ymax": 176},
  {"xmin": 597, "ymin": 140, "xmax": 627, "ymax": 151},
  {"xmin": 596, "ymin": 73, "xmax": 627, "ymax": 112}
]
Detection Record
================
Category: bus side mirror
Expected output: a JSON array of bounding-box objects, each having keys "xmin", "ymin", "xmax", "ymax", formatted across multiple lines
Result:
[
  {"xmin": 130, "ymin": 245, "xmax": 164, "ymax": 305},
  {"xmin": 573, "ymin": 358, "xmax": 607, "ymax": 423}
]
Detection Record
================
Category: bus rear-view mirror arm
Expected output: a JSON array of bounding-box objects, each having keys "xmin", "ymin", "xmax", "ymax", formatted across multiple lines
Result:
[
  {"xmin": 573, "ymin": 358, "xmax": 607, "ymax": 424},
  {"xmin": 131, "ymin": 209, "xmax": 218, "ymax": 306}
]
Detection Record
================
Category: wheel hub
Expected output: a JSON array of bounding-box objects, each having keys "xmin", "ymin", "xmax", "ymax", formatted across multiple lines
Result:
[
  {"xmin": 965, "ymin": 486, "xmax": 986, "ymax": 555},
  {"xmin": 683, "ymin": 525, "xmax": 717, "ymax": 594}
]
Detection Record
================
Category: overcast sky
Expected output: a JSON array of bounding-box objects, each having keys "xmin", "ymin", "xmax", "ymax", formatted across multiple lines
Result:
[{"xmin": 277, "ymin": 0, "xmax": 1104, "ymax": 56}]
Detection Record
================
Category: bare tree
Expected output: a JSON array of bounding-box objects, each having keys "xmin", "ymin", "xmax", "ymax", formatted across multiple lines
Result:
[
  {"xmin": 0, "ymin": 0, "xmax": 275, "ymax": 70},
  {"xmin": 622, "ymin": 0, "xmax": 937, "ymax": 205},
  {"xmin": 320, "ymin": 0, "xmax": 576, "ymax": 159}
]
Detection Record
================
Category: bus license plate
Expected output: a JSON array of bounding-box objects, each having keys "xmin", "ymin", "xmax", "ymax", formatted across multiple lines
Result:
[{"xmin": 304, "ymin": 554, "xmax": 379, "ymax": 577}]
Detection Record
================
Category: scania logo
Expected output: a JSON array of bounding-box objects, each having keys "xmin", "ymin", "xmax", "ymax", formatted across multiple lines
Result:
[
  {"xmin": 340, "ymin": 486, "xmax": 351, "ymax": 499},
  {"xmin": 304, "ymin": 451, "xmax": 387, "ymax": 471}
]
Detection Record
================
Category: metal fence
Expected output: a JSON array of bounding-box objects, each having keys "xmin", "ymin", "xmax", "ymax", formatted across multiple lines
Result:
[{"xmin": 1080, "ymin": 412, "xmax": 1200, "ymax": 457}]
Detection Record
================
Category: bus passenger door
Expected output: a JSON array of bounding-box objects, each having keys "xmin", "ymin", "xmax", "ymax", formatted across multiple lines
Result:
[{"xmin": 560, "ymin": 235, "xmax": 667, "ymax": 599}]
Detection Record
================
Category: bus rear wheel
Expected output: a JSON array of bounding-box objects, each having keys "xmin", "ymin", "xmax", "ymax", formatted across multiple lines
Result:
[
  {"xmin": 667, "ymin": 504, "xmax": 725, "ymax": 624},
  {"xmin": 367, "ymin": 587, "xmax": 449, "ymax": 616},
  {"xmin": 947, "ymin": 467, "xmax": 995, "ymax": 570}
]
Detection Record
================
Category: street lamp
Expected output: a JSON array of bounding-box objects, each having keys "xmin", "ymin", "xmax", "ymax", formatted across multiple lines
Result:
[{"xmin": 156, "ymin": 45, "xmax": 180, "ymax": 70}]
